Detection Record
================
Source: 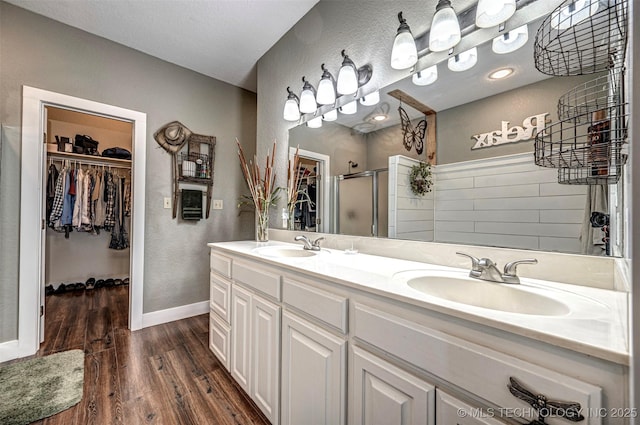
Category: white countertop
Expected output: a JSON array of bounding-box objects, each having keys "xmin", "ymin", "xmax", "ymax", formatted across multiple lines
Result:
[{"xmin": 208, "ymin": 240, "xmax": 629, "ymax": 365}]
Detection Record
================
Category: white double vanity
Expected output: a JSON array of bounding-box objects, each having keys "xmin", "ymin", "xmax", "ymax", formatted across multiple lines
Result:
[{"xmin": 208, "ymin": 230, "xmax": 629, "ymax": 425}]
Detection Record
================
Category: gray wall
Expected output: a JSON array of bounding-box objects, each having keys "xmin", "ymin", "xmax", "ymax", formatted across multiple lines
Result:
[
  {"xmin": 438, "ymin": 74, "xmax": 597, "ymax": 164},
  {"xmin": 0, "ymin": 2, "xmax": 256, "ymax": 342}
]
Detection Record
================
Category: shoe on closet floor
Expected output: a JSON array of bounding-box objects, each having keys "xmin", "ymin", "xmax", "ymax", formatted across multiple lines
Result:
[
  {"xmin": 95, "ymin": 279, "xmax": 104, "ymax": 289},
  {"xmin": 66, "ymin": 283, "xmax": 76, "ymax": 291},
  {"xmin": 85, "ymin": 278, "xmax": 95, "ymax": 290},
  {"xmin": 105, "ymin": 278, "xmax": 115, "ymax": 287},
  {"xmin": 122, "ymin": 277, "xmax": 129, "ymax": 286},
  {"xmin": 75, "ymin": 282, "xmax": 86, "ymax": 291},
  {"xmin": 114, "ymin": 278, "xmax": 123, "ymax": 286},
  {"xmin": 45, "ymin": 285, "xmax": 54, "ymax": 296},
  {"xmin": 54, "ymin": 283, "xmax": 66, "ymax": 294}
]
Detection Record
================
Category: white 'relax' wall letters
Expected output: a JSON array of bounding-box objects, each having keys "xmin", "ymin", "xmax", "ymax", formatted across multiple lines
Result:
[{"xmin": 471, "ymin": 113, "xmax": 549, "ymax": 150}]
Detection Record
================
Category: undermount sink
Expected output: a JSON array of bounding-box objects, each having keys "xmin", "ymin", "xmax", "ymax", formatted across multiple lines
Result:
[
  {"xmin": 252, "ymin": 245, "xmax": 319, "ymax": 258},
  {"xmin": 406, "ymin": 274, "xmax": 571, "ymax": 316}
]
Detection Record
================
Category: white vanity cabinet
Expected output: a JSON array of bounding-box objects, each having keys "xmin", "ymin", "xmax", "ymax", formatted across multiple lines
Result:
[
  {"xmin": 230, "ymin": 283, "xmax": 281, "ymax": 424},
  {"xmin": 436, "ymin": 390, "xmax": 510, "ymax": 425},
  {"xmin": 281, "ymin": 310, "xmax": 347, "ymax": 425},
  {"xmin": 209, "ymin": 244, "xmax": 627, "ymax": 425},
  {"xmin": 350, "ymin": 345, "xmax": 436, "ymax": 425}
]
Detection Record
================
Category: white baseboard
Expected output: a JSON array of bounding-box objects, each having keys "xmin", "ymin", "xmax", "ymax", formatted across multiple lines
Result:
[
  {"xmin": 141, "ymin": 300, "xmax": 209, "ymax": 328},
  {"xmin": 0, "ymin": 339, "xmax": 20, "ymax": 363}
]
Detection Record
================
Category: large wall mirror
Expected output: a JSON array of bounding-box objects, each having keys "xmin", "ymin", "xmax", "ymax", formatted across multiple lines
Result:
[{"xmin": 287, "ymin": 12, "xmax": 627, "ymax": 258}]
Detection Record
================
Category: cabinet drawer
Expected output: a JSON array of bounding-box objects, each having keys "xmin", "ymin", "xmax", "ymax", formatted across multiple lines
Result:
[
  {"xmin": 436, "ymin": 390, "xmax": 508, "ymax": 425},
  {"xmin": 283, "ymin": 277, "xmax": 348, "ymax": 333},
  {"xmin": 233, "ymin": 260, "xmax": 281, "ymax": 301},
  {"xmin": 210, "ymin": 250, "xmax": 232, "ymax": 278},
  {"xmin": 353, "ymin": 303, "xmax": 602, "ymax": 425},
  {"xmin": 209, "ymin": 312, "xmax": 230, "ymax": 371},
  {"xmin": 210, "ymin": 273, "xmax": 231, "ymax": 323}
]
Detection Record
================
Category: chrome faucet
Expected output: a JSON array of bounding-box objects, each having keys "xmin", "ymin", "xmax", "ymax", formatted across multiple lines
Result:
[
  {"xmin": 456, "ymin": 252, "xmax": 537, "ymax": 284},
  {"xmin": 294, "ymin": 235, "xmax": 324, "ymax": 251}
]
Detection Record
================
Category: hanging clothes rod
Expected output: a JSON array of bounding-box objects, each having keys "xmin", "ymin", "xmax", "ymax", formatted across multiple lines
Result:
[{"xmin": 48, "ymin": 151, "xmax": 131, "ymax": 169}]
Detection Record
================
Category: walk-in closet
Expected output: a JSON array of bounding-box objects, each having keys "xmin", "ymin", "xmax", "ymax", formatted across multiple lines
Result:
[{"xmin": 42, "ymin": 106, "xmax": 133, "ymax": 346}]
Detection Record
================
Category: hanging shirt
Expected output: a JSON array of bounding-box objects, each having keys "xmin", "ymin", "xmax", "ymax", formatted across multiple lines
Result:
[{"xmin": 61, "ymin": 169, "xmax": 75, "ymax": 226}]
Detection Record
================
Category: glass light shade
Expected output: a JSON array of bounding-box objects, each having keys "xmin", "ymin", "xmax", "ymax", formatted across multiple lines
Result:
[
  {"xmin": 391, "ymin": 31, "xmax": 418, "ymax": 70},
  {"xmin": 412, "ymin": 65, "xmax": 438, "ymax": 86},
  {"xmin": 551, "ymin": 0, "xmax": 599, "ymax": 30},
  {"xmin": 337, "ymin": 64, "xmax": 358, "ymax": 95},
  {"xmin": 429, "ymin": 1, "xmax": 461, "ymax": 52},
  {"xmin": 299, "ymin": 87, "xmax": 317, "ymax": 114},
  {"xmin": 306, "ymin": 116, "xmax": 323, "ymax": 128},
  {"xmin": 492, "ymin": 25, "xmax": 528, "ymax": 54},
  {"xmin": 360, "ymin": 91, "xmax": 380, "ymax": 106},
  {"xmin": 475, "ymin": 0, "xmax": 516, "ymax": 28},
  {"xmin": 322, "ymin": 109, "xmax": 338, "ymax": 121},
  {"xmin": 316, "ymin": 77, "xmax": 336, "ymax": 105},
  {"xmin": 283, "ymin": 98, "xmax": 300, "ymax": 121},
  {"xmin": 339, "ymin": 100, "xmax": 357, "ymax": 115},
  {"xmin": 448, "ymin": 47, "xmax": 478, "ymax": 72}
]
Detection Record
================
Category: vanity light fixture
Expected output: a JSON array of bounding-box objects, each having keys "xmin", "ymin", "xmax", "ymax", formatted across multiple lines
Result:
[
  {"xmin": 337, "ymin": 51, "xmax": 359, "ymax": 95},
  {"xmin": 339, "ymin": 100, "xmax": 358, "ymax": 115},
  {"xmin": 283, "ymin": 87, "xmax": 301, "ymax": 122},
  {"xmin": 299, "ymin": 77, "xmax": 318, "ymax": 114},
  {"xmin": 488, "ymin": 67, "xmax": 514, "ymax": 79},
  {"xmin": 429, "ymin": 0, "xmax": 461, "ymax": 52},
  {"xmin": 475, "ymin": 0, "xmax": 516, "ymax": 28},
  {"xmin": 322, "ymin": 109, "xmax": 338, "ymax": 121},
  {"xmin": 360, "ymin": 91, "xmax": 380, "ymax": 106},
  {"xmin": 550, "ymin": 0, "xmax": 599, "ymax": 30},
  {"xmin": 391, "ymin": 12, "xmax": 418, "ymax": 70},
  {"xmin": 307, "ymin": 116, "xmax": 323, "ymax": 128},
  {"xmin": 412, "ymin": 65, "xmax": 438, "ymax": 86},
  {"xmin": 447, "ymin": 47, "xmax": 478, "ymax": 72},
  {"xmin": 492, "ymin": 24, "xmax": 529, "ymax": 54},
  {"xmin": 316, "ymin": 64, "xmax": 337, "ymax": 105}
]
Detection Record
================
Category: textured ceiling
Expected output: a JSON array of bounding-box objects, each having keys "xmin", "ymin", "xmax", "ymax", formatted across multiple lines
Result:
[{"xmin": 6, "ymin": 0, "xmax": 320, "ymax": 92}]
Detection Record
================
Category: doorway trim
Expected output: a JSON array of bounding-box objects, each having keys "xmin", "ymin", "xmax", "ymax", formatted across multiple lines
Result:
[
  {"xmin": 18, "ymin": 86, "xmax": 146, "ymax": 358},
  {"xmin": 290, "ymin": 147, "xmax": 331, "ymax": 233}
]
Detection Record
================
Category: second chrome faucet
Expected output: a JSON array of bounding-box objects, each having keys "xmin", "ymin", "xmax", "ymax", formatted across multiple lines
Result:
[
  {"xmin": 294, "ymin": 235, "xmax": 324, "ymax": 251},
  {"xmin": 457, "ymin": 252, "xmax": 538, "ymax": 284}
]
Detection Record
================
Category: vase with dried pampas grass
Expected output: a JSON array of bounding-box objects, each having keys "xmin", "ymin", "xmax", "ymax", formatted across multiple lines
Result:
[{"xmin": 236, "ymin": 139, "xmax": 280, "ymax": 242}]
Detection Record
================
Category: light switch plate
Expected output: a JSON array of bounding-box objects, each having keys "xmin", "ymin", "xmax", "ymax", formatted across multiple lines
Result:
[
  {"xmin": 163, "ymin": 197, "xmax": 171, "ymax": 209},
  {"xmin": 213, "ymin": 199, "xmax": 223, "ymax": 210}
]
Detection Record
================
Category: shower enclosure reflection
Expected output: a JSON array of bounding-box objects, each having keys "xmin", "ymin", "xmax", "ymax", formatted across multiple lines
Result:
[{"xmin": 334, "ymin": 169, "xmax": 388, "ymax": 237}]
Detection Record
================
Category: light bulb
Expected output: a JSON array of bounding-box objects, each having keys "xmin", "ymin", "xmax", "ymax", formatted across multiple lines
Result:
[
  {"xmin": 391, "ymin": 12, "xmax": 418, "ymax": 70},
  {"xmin": 307, "ymin": 116, "xmax": 323, "ymax": 128},
  {"xmin": 551, "ymin": 0, "xmax": 599, "ymax": 30},
  {"xmin": 283, "ymin": 99, "xmax": 300, "ymax": 121},
  {"xmin": 429, "ymin": 0, "xmax": 461, "ymax": 52},
  {"xmin": 475, "ymin": 0, "xmax": 516, "ymax": 28},
  {"xmin": 448, "ymin": 47, "xmax": 477, "ymax": 72},
  {"xmin": 322, "ymin": 109, "xmax": 338, "ymax": 121},
  {"xmin": 339, "ymin": 100, "xmax": 357, "ymax": 115},
  {"xmin": 360, "ymin": 91, "xmax": 380, "ymax": 106},
  {"xmin": 492, "ymin": 25, "xmax": 528, "ymax": 54},
  {"xmin": 412, "ymin": 65, "xmax": 438, "ymax": 86}
]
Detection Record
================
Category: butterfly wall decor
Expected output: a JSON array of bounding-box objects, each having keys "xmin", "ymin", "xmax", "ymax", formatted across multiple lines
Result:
[{"xmin": 398, "ymin": 104, "xmax": 427, "ymax": 155}]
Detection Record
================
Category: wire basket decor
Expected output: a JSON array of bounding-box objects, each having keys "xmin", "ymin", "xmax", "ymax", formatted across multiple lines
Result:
[
  {"xmin": 557, "ymin": 68, "xmax": 624, "ymax": 123},
  {"xmin": 557, "ymin": 155, "xmax": 626, "ymax": 185},
  {"xmin": 534, "ymin": 0, "xmax": 627, "ymax": 76},
  {"xmin": 534, "ymin": 103, "xmax": 628, "ymax": 184}
]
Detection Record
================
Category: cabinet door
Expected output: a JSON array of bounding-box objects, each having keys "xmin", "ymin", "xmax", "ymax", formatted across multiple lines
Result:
[
  {"xmin": 251, "ymin": 294, "xmax": 280, "ymax": 424},
  {"xmin": 436, "ymin": 390, "xmax": 509, "ymax": 425},
  {"xmin": 209, "ymin": 311, "xmax": 230, "ymax": 371},
  {"xmin": 231, "ymin": 284, "xmax": 252, "ymax": 394},
  {"xmin": 281, "ymin": 311, "xmax": 346, "ymax": 425},
  {"xmin": 351, "ymin": 346, "xmax": 435, "ymax": 425}
]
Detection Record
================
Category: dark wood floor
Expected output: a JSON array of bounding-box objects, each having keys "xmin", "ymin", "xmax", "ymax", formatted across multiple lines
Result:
[{"xmin": 29, "ymin": 286, "xmax": 270, "ymax": 425}]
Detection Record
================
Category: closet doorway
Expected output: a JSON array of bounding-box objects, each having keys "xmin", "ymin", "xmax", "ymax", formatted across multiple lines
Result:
[
  {"xmin": 18, "ymin": 87, "xmax": 146, "ymax": 359},
  {"xmin": 289, "ymin": 148, "xmax": 330, "ymax": 233}
]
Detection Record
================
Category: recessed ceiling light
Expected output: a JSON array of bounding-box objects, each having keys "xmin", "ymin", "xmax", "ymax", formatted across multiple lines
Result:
[
  {"xmin": 489, "ymin": 68, "xmax": 514, "ymax": 80},
  {"xmin": 372, "ymin": 114, "xmax": 387, "ymax": 121}
]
